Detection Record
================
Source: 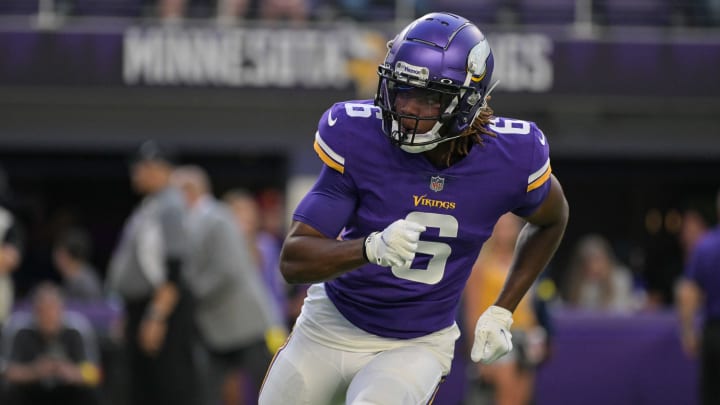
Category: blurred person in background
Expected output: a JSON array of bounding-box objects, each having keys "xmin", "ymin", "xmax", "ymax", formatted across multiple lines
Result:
[
  {"xmin": 642, "ymin": 205, "xmax": 711, "ymax": 310},
  {"xmin": 463, "ymin": 213, "xmax": 548, "ymax": 405},
  {"xmin": 663, "ymin": 206, "xmax": 712, "ymax": 311},
  {"xmin": 679, "ymin": 207, "xmax": 710, "ymax": 265},
  {"xmin": 216, "ymin": 0, "xmax": 319, "ymax": 24},
  {"xmin": 0, "ymin": 168, "xmax": 25, "ymax": 405},
  {"xmin": 224, "ymin": 188, "xmax": 310, "ymax": 329},
  {"xmin": 257, "ymin": 0, "xmax": 309, "ymax": 22},
  {"xmin": 259, "ymin": 12, "xmax": 568, "ymax": 404},
  {"xmin": 223, "ymin": 189, "xmax": 290, "ymax": 326},
  {"xmin": 0, "ymin": 167, "xmax": 23, "ymax": 329},
  {"xmin": 153, "ymin": 0, "xmax": 214, "ymax": 21},
  {"xmin": 172, "ymin": 166, "xmax": 286, "ymax": 405},
  {"xmin": 155, "ymin": 0, "xmax": 308, "ymax": 24},
  {"xmin": 52, "ymin": 228, "xmax": 103, "ymax": 302},
  {"xmin": 1, "ymin": 282, "xmax": 100, "ymax": 405},
  {"xmin": 106, "ymin": 140, "xmax": 199, "ymax": 405},
  {"xmin": 0, "ymin": 213, "xmax": 21, "ymax": 326},
  {"xmin": 563, "ymin": 234, "xmax": 642, "ymax": 312},
  {"xmin": 677, "ymin": 188, "xmax": 720, "ymax": 405},
  {"xmin": 215, "ymin": 0, "xmax": 252, "ymax": 24},
  {"xmin": 256, "ymin": 188, "xmax": 286, "ymax": 240},
  {"xmin": 150, "ymin": 0, "xmax": 184, "ymax": 20},
  {"xmin": 156, "ymin": 0, "xmax": 253, "ymax": 23}
]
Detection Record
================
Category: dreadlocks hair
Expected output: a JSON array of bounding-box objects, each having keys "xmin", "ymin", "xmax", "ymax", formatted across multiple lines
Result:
[{"xmin": 442, "ymin": 99, "xmax": 497, "ymax": 167}]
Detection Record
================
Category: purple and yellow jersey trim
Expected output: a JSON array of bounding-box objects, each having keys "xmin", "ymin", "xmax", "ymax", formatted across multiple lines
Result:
[
  {"xmin": 314, "ymin": 131, "xmax": 345, "ymax": 174},
  {"xmin": 527, "ymin": 157, "xmax": 551, "ymax": 192}
]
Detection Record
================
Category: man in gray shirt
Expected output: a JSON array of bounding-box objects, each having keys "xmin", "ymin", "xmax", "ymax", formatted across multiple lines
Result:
[
  {"xmin": 172, "ymin": 165, "xmax": 286, "ymax": 405},
  {"xmin": 106, "ymin": 141, "xmax": 198, "ymax": 405}
]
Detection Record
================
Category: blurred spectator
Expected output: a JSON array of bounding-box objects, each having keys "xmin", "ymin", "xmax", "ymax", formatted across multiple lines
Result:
[
  {"xmin": 216, "ymin": 0, "xmax": 253, "ymax": 23},
  {"xmin": 157, "ymin": 0, "xmax": 186, "ymax": 19},
  {"xmin": 152, "ymin": 0, "xmax": 218, "ymax": 21},
  {"xmin": 52, "ymin": 228, "xmax": 103, "ymax": 302},
  {"xmin": 251, "ymin": 187, "xmax": 312, "ymax": 325},
  {"xmin": 463, "ymin": 213, "xmax": 547, "ymax": 405},
  {"xmin": 225, "ymin": 188, "xmax": 310, "ymax": 329},
  {"xmin": 677, "ymin": 189, "xmax": 720, "ymax": 405},
  {"xmin": 679, "ymin": 208, "xmax": 711, "ymax": 265},
  {"xmin": 105, "ymin": 140, "xmax": 199, "ymax": 405},
  {"xmin": 256, "ymin": 187, "xmax": 286, "ymax": 240},
  {"xmin": 0, "ymin": 213, "xmax": 21, "ymax": 327},
  {"xmin": 563, "ymin": 234, "xmax": 642, "ymax": 312},
  {"xmin": 153, "ymin": 0, "xmax": 309, "ymax": 24},
  {"xmin": 223, "ymin": 189, "xmax": 288, "ymax": 325},
  {"xmin": 643, "ymin": 205, "xmax": 712, "ymax": 310},
  {"xmin": 1, "ymin": 282, "xmax": 101, "ymax": 405},
  {"xmin": 257, "ymin": 0, "xmax": 308, "ymax": 22},
  {"xmin": 172, "ymin": 166, "xmax": 285, "ymax": 405},
  {"xmin": 0, "ymin": 167, "xmax": 23, "ymax": 328}
]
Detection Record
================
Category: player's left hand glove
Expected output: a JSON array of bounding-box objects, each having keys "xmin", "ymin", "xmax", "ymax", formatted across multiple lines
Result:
[{"xmin": 471, "ymin": 305, "xmax": 514, "ymax": 364}]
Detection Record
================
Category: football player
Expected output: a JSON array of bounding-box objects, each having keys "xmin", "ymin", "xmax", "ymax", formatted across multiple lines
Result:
[{"xmin": 259, "ymin": 12, "xmax": 569, "ymax": 405}]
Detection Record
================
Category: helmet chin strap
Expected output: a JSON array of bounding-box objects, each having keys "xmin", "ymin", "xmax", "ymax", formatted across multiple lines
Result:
[{"xmin": 391, "ymin": 120, "xmax": 445, "ymax": 153}]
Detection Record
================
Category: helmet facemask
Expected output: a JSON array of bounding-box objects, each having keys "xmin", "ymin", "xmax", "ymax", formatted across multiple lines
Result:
[{"xmin": 376, "ymin": 69, "xmax": 462, "ymax": 153}]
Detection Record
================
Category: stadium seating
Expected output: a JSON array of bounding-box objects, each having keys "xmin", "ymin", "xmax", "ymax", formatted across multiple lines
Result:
[
  {"xmin": 0, "ymin": 0, "xmax": 40, "ymax": 15},
  {"xmin": 516, "ymin": 0, "xmax": 577, "ymax": 25},
  {"xmin": 601, "ymin": 0, "xmax": 673, "ymax": 26},
  {"xmin": 71, "ymin": 0, "xmax": 143, "ymax": 17},
  {"xmin": 430, "ymin": 0, "xmax": 504, "ymax": 25},
  {"xmin": 0, "ymin": 0, "xmax": 707, "ymax": 32}
]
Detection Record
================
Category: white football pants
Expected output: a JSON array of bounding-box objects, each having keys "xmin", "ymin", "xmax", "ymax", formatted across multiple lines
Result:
[
  {"xmin": 258, "ymin": 330, "xmax": 443, "ymax": 405},
  {"xmin": 258, "ymin": 283, "xmax": 457, "ymax": 405}
]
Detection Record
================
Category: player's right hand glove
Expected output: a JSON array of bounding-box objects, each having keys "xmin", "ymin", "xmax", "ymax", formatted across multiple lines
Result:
[
  {"xmin": 364, "ymin": 219, "xmax": 426, "ymax": 267},
  {"xmin": 471, "ymin": 305, "xmax": 514, "ymax": 364}
]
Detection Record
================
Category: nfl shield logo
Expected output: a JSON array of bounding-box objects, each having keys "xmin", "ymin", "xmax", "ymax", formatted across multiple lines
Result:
[{"xmin": 430, "ymin": 176, "xmax": 445, "ymax": 192}]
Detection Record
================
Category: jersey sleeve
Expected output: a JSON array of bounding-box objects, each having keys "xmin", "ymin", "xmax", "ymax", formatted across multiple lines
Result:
[
  {"xmin": 313, "ymin": 102, "xmax": 350, "ymax": 174},
  {"xmin": 296, "ymin": 102, "xmax": 357, "ymax": 237},
  {"xmin": 512, "ymin": 123, "xmax": 552, "ymax": 217},
  {"xmin": 292, "ymin": 164, "xmax": 357, "ymax": 238}
]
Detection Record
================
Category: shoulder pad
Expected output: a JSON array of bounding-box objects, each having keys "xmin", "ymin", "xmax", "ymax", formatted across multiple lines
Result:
[
  {"xmin": 525, "ymin": 122, "xmax": 551, "ymax": 192},
  {"xmin": 314, "ymin": 102, "xmax": 349, "ymax": 174},
  {"xmin": 313, "ymin": 101, "xmax": 380, "ymax": 174},
  {"xmin": 487, "ymin": 117, "xmax": 551, "ymax": 192}
]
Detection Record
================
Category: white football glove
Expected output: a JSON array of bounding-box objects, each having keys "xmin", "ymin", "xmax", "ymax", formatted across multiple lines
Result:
[
  {"xmin": 471, "ymin": 305, "xmax": 514, "ymax": 364},
  {"xmin": 364, "ymin": 219, "xmax": 426, "ymax": 268}
]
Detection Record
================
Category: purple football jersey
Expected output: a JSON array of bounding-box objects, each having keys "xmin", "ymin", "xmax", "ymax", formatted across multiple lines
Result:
[{"xmin": 293, "ymin": 100, "xmax": 552, "ymax": 338}]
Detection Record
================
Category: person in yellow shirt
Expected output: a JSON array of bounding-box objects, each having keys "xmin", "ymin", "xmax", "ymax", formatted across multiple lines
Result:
[{"xmin": 464, "ymin": 213, "xmax": 548, "ymax": 405}]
